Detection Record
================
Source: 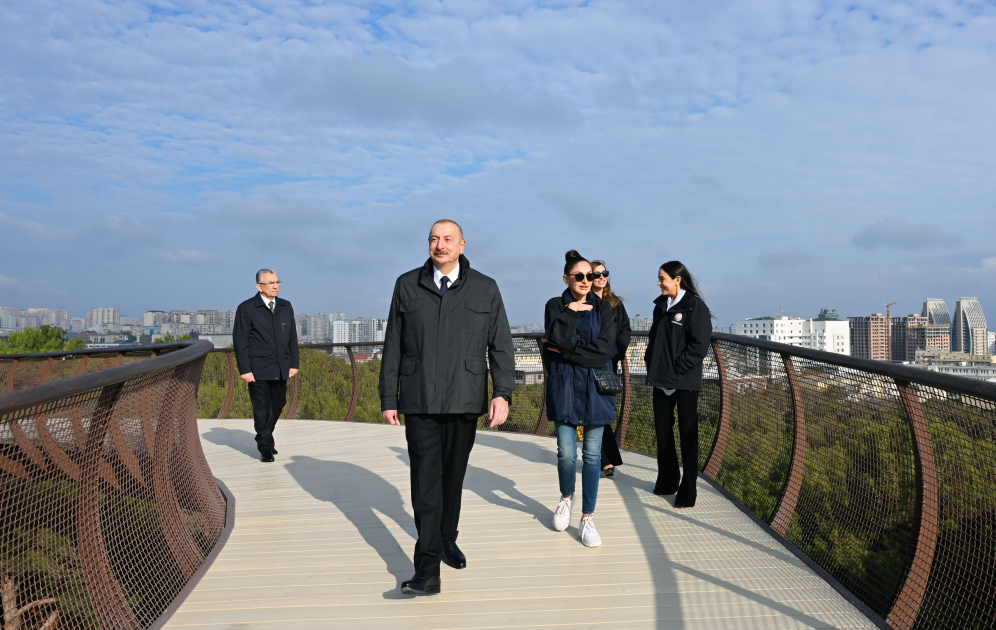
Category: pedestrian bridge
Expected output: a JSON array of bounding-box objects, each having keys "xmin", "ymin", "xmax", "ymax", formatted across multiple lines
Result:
[
  {"xmin": 2, "ymin": 337, "xmax": 994, "ymax": 630},
  {"xmin": 166, "ymin": 419, "xmax": 876, "ymax": 630}
]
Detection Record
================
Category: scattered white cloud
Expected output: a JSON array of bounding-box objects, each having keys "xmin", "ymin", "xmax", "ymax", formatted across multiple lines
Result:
[
  {"xmin": 0, "ymin": 274, "xmax": 17, "ymax": 287},
  {"xmin": 851, "ymin": 219, "xmax": 962, "ymax": 250}
]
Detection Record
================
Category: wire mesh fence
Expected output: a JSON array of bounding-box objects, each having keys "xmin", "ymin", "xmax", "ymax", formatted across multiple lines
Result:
[{"xmin": 1, "ymin": 342, "xmax": 229, "ymax": 630}]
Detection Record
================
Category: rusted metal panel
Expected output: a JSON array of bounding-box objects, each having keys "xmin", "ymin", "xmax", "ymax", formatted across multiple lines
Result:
[
  {"xmin": 703, "ymin": 341, "xmax": 732, "ymax": 479},
  {"xmin": 5, "ymin": 359, "xmax": 18, "ymax": 393},
  {"xmin": 533, "ymin": 337, "xmax": 549, "ymax": 436},
  {"xmin": 344, "ymin": 346, "xmax": 360, "ymax": 422},
  {"xmin": 616, "ymin": 357, "xmax": 632, "ymax": 447},
  {"xmin": 217, "ymin": 352, "xmax": 236, "ymax": 420}
]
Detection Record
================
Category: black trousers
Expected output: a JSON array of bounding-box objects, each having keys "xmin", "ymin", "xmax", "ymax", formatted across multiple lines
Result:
[
  {"xmin": 653, "ymin": 388, "xmax": 700, "ymax": 506},
  {"xmin": 247, "ymin": 379, "xmax": 286, "ymax": 454},
  {"xmin": 405, "ymin": 413, "xmax": 478, "ymax": 576},
  {"xmin": 600, "ymin": 423, "xmax": 624, "ymax": 469}
]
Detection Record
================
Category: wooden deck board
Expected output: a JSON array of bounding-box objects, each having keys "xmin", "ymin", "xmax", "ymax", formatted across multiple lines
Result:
[{"xmin": 165, "ymin": 419, "xmax": 880, "ymax": 630}]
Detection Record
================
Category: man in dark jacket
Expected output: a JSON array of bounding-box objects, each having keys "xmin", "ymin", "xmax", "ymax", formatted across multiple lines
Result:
[
  {"xmin": 379, "ymin": 219, "xmax": 515, "ymax": 595},
  {"xmin": 233, "ymin": 269, "xmax": 300, "ymax": 463}
]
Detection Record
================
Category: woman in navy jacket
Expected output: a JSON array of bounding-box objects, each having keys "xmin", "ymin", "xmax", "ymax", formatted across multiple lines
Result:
[
  {"xmin": 544, "ymin": 250, "xmax": 618, "ymax": 547},
  {"xmin": 644, "ymin": 261, "xmax": 712, "ymax": 508}
]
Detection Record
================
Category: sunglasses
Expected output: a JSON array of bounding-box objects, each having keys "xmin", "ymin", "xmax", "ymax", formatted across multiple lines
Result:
[{"xmin": 568, "ymin": 271, "xmax": 608, "ymax": 282}]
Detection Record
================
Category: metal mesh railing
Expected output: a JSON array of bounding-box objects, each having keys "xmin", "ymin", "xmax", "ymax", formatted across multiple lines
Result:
[
  {"xmin": 200, "ymin": 332, "xmax": 996, "ymax": 630},
  {"xmin": 1, "ymin": 341, "xmax": 231, "ymax": 630}
]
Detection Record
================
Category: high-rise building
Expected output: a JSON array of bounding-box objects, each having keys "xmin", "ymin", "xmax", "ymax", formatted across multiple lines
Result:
[
  {"xmin": 731, "ymin": 315, "xmax": 850, "ymax": 355},
  {"xmin": 88, "ymin": 307, "xmax": 121, "ymax": 332},
  {"xmin": 922, "ymin": 299, "xmax": 951, "ymax": 327},
  {"xmin": 848, "ymin": 314, "xmax": 891, "ymax": 361},
  {"xmin": 332, "ymin": 320, "xmax": 349, "ymax": 343},
  {"xmin": 952, "ymin": 297, "xmax": 988, "ymax": 355},
  {"xmin": 818, "ymin": 307, "xmax": 840, "ymax": 320},
  {"xmin": 988, "ymin": 331, "xmax": 996, "ymax": 355},
  {"xmin": 630, "ymin": 315, "xmax": 653, "ymax": 331},
  {"xmin": 891, "ymin": 314, "xmax": 950, "ymax": 362}
]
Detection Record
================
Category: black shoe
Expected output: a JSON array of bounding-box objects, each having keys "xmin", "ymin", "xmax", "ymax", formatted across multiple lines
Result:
[
  {"xmin": 260, "ymin": 451, "xmax": 274, "ymax": 463},
  {"xmin": 674, "ymin": 485, "xmax": 697, "ymax": 508},
  {"xmin": 603, "ymin": 466, "xmax": 615, "ymax": 478},
  {"xmin": 272, "ymin": 449, "xmax": 278, "ymax": 454},
  {"xmin": 442, "ymin": 540, "xmax": 466, "ymax": 569},
  {"xmin": 401, "ymin": 573, "xmax": 441, "ymax": 595},
  {"xmin": 653, "ymin": 485, "xmax": 677, "ymax": 496}
]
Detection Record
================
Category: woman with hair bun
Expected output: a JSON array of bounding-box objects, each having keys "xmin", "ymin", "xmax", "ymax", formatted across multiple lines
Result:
[
  {"xmin": 644, "ymin": 260, "xmax": 712, "ymax": 508},
  {"xmin": 589, "ymin": 260, "xmax": 631, "ymax": 477},
  {"xmin": 544, "ymin": 250, "xmax": 619, "ymax": 547}
]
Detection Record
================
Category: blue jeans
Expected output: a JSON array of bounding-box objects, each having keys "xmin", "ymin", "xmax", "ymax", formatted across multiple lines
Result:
[{"xmin": 555, "ymin": 422, "xmax": 604, "ymax": 515}]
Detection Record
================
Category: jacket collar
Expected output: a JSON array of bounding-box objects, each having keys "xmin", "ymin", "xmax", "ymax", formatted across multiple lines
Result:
[
  {"xmin": 655, "ymin": 292, "xmax": 694, "ymax": 312},
  {"xmin": 419, "ymin": 254, "xmax": 471, "ymax": 295},
  {"xmin": 256, "ymin": 292, "xmax": 283, "ymax": 314}
]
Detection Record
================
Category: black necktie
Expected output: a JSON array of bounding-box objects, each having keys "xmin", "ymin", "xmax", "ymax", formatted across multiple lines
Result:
[
  {"xmin": 269, "ymin": 300, "xmax": 275, "ymax": 313},
  {"xmin": 440, "ymin": 277, "xmax": 450, "ymax": 295}
]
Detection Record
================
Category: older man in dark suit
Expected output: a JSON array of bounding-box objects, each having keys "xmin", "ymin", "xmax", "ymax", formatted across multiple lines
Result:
[
  {"xmin": 233, "ymin": 268, "xmax": 300, "ymax": 463},
  {"xmin": 379, "ymin": 219, "xmax": 516, "ymax": 595}
]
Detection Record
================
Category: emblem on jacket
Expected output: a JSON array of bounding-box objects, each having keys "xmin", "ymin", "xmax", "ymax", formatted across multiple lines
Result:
[{"xmin": 674, "ymin": 313, "xmax": 683, "ymax": 322}]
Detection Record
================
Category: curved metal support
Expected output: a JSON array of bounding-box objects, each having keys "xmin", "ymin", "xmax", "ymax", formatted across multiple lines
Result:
[
  {"xmin": 76, "ymin": 382, "xmax": 142, "ymax": 630},
  {"xmin": 770, "ymin": 354, "xmax": 807, "ymax": 536},
  {"xmin": 703, "ymin": 341, "xmax": 731, "ymax": 479},
  {"xmin": 533, "ymin": 338, "xmax": 549, "ymax": 436},
  {"xmin": 5, "ymin": 359, "xmax": 17, "ymax": 393},
  {"xmin": 616, "ymin": 357, "xmax": 632, "ymax": 447},
  {"xmin": 285, "ymin": 371, "xmax": 301, "ymax": 419},
  {"xmin": 37, "ymin": 357, "xmax": 54, "ymax": 385},
  {"xmin": 344, "ymin": 346, "xmax": 360, "ymax": 422},
  {"xmin": 217, "ymin": 353, "xmax": 236, "ymax": 420},
  {"xmin": 886, "ymin": 380, "xmax": 940, "ymax": 630}
]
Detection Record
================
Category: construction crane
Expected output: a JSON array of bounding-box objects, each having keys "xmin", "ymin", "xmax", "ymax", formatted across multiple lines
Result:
[{"xmin": 886, "ymin": 301, "xmax": 897, "ymax": 320}]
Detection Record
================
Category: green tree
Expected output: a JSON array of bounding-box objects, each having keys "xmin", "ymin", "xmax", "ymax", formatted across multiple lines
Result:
[
  {"xmin": 0, "ymin": 326, "xmax": 83, "ymax": 354},
  {"xmin": 62, "ymin": 337, "xmax": 87, "ymax": 351},
  {"xmin": 158, "ymin": 334, "xmax": 193, "ymax": 343}
]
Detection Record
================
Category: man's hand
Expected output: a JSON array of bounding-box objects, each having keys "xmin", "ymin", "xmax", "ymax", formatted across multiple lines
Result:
[
  {"xmin": 489, "ymin": 397, "xmax": 509, "ymax": 427},
  {"xmin": 289, "ymin": 368, "xmax": 299, "ymax": 379},
  {"xmin": 383, "ymin": 410, "xmax": 401, "ymax": 426},
  {"xmin": 240, "ymin": 372, "xmax": 255, "ymax": 383},
  {"xmin": 567, "ymin": 300, "xmax": 593, "ymax": 312}
]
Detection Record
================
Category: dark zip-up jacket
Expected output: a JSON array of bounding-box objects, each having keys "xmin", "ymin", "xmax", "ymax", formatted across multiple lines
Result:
[
  {"xmin": 233, "ymin": 293, "xmax": 300, "ymax": 381},
  {"xmin": 379, "ymin": 255, "xmax": 516, "ymax": 415},
  {"xmin": 644, "ymin": 292, "xmax": 711, "ymax": 391},
  {"xmin": 544, "ymin": 289, "xmax": 618, "ymax": 426},
  {"xmin": 611, "ymin": 301, "xmax": 632, "ymax": 371}
]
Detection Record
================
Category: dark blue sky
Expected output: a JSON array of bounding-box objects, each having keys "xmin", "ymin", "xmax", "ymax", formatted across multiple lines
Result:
[{"xmin": 2, "ymin": 1, "xmax": 994, "ymax": 327}]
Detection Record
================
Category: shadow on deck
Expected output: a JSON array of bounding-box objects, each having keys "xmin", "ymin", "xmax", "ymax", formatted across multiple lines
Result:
[{"xmin": 166, "ymin": 419, "xmax": 879, "ymax": 630}]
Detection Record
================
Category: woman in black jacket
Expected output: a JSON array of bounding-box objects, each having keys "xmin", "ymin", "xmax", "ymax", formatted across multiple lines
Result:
[
  {"xmin": 589, "ymin": 260, "xmax": 631, "ymax": 477},
  {"xmin": 545, "ymin": 250, "xmax": 618, "ymax": 547},
  {"xmin": 644, "ymin": 261, "xmax": 711, "ymax": 508}
]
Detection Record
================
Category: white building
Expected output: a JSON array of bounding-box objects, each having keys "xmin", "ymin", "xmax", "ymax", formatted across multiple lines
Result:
[
  {"xmin": 88, "ymin": 307, "xmax": 121, "ymax": 333},
  {"xmin": 731, "ymin": 316, "xmax": 850, "ymax": 355},
  {"xmin": 630, "ymin": 315, "xmax": 653, "ymax": 331},
  {"xmin": 989, "ymin": 331, "xmax": 996, "ymax": 355},
  {"xmin": 332, "ymin": 320, "xmax": 349, "ymax": 344}
]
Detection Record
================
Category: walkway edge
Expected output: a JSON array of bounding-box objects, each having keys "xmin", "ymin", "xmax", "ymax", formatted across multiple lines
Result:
[
  {"xmin": 150, "ymin": 478, "xmax": 237, "ymax": 630},
  {"xmin": 698, "ymin": 472, "xmax": 893, "ymax": 630}
]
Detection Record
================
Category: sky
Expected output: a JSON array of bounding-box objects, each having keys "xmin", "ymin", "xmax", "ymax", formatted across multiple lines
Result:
[{"xmin": 2, "ymin": 0, "xmax": 995, "ymax": 327}]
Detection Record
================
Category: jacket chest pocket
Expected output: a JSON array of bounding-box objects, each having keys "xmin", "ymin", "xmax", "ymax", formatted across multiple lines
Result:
[
  {"xmin": 400, "ymin": 299, "xmax": 425, "ymax": 334},
  {"xmin": 463, "ymin": 300, "xmax": 490, "ymax": 334}
]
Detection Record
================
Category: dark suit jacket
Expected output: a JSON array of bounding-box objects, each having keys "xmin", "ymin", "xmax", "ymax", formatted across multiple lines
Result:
[{"xmin": 233, "ymin": 293, "xmax": 300, "ymax": 381}]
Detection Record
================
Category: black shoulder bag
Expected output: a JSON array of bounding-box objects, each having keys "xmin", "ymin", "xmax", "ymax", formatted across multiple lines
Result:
[{"xmin": 595, "ymin": 368, "xmax": 623, "ymax": 395}]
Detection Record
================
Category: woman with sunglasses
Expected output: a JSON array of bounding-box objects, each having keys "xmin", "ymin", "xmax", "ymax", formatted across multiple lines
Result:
[
  {"xmin": 645, "ymin": 261, "xmax": 712, "ymax": 508},
  {"xmin": 589, "ymin": 260, "xmax": 631, "ymax": 478},
  {"xmin": 544, "ymin": 250, "xmax": 619, "ymax": 547}
]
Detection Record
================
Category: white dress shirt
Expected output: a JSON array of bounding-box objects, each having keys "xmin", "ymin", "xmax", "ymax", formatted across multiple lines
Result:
[
  {"xmin": 658, "ymin": 289, "xmax": 687, "ymax": 396},
  {"xmin": 261, "ymin": 294, "xmax": 276, "ymax": 310},
  {"xmin": 433, "ymin": 265, "xmax": 459, "ymax": 290}
]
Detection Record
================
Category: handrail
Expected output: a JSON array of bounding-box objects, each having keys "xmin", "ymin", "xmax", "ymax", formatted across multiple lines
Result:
[
  {"xmin": 0, "ymin": 341, "xmax": 196, "ymax": 361},
  {"xmin": 1, "ymin": 339, "xmax": 231, "ymax": 630}
]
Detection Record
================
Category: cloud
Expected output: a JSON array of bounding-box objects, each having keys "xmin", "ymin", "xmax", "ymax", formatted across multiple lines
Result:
[
  {"xmin": 757, "ymin": 251, "xmax": 818, "ymax": 269},
  {"xmin": 0, "ymin": 274, "xmax": 17, "ymax": 287},
  {"xmin": 163, "ymin": 249, "xmax": 210, "ymax": 264},
  {"xmin": 851, "ymin": 219, "xmax": 962, "ymax": 251},
  {"xmin": 264, "ymin": 52, "xmax": 579, "ymax": 130}
]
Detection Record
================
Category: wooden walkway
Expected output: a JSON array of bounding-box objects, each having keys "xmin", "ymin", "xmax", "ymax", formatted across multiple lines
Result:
[{"xmin": 164, "ymin": 419, "xmax": 879, "ymax": 630}]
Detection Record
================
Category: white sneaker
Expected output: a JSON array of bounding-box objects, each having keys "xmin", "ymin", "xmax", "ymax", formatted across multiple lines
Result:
[
  {"xmin": 579, "ymin": 515, "xmax": 602, "ymax": 547},
  {"xmin": 553, "ymin": 495, "xmax": 575, "ymax": 531}
]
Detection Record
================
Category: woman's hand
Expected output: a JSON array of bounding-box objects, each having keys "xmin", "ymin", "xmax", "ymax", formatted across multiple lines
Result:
[{"xmin": 568, "ymin": 300, "xmax": 593, "ymax": 312}]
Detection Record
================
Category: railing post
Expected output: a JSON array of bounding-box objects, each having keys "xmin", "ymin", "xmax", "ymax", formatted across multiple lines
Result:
[
  {"xmin": 616, "ymin": 357, "xmax": 632, "ymax": 447},
  {"xmin": 37, "ymin": 357, "xmax": 54, "ymax": 385},
  {"xmin": 703, "ymin": 341, "xmax": 731, "ymax": 479},
  {"xmin": 770, "ymin": 354, "xmax": 807, "ymax": 535},
  {"xmin": 76, "ymin": 382, "xmax": 142, "ymax": 630},
  {"xmin": 533, "ymin": 338, "xmax": 549, "ymax": 436},
  {"xmin": 886, "ymin": 379, "xmax": 940, "ymax": 630},
  {"xmin": 5, "ymin": 359, "xmax": 17, "ymax": 393},
  {"xmin": 217, "ymin": 352, "xmax": 236, "ymax": 420},
  {"xmin": 344, "ymin": 346, "xmax": 360, "ymax": 422}
]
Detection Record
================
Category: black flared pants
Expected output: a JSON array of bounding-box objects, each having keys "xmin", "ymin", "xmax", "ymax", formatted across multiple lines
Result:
[{"xmin": 247, "ymin": 379, "xmax": 286, "ymax": 454}]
